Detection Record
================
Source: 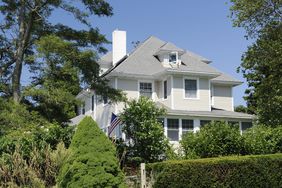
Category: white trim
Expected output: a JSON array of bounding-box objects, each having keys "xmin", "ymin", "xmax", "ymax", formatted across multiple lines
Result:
[
  {"xmin": 114, "ymin": 77, "xmax": 118, "ymax": 114},
  {"xmin": 164, "ymin": 118, "xmax": 168, "ymax": 137},
  {"xmin": 208, "ymin": 79, "xmax": 211, "ymax": 111},
  {"xmin": 138, "ymin": 80, "xmax": 155, "ymax": 101},
  {"xmin": 171, "ymin": 76, "xmax": 174, "ymax": 109},
  {"xmin": 183, "ymin": 77, "xmax": 200, "ymax": 100},
  {"xmin": 231, "ymin": 87, "xmax": 234, "ymax": 112}
]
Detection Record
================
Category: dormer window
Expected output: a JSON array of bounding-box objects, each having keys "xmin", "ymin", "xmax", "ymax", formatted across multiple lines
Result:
[{"xmin": 169, "ymin": 52, "xmax": 178, "ymax": 64}]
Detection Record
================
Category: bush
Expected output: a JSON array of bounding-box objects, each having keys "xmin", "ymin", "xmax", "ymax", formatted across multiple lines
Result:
[
  {"xmin": 57, "ymin": 117, "xmax": 125, "ymax": 188},
  {"xmin": 181, "ymin": 121, "xmax": 242, "ymax": 158},
  {"xmin": 242, "ymin": 125, "xmax": 282, "ymax": 154},
  {"xmin": 147, "ymin": 154, "xmax": 282, "ymax": 188}
]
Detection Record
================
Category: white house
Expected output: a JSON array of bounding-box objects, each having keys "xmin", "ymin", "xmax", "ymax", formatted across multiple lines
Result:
[{"xmin": 72, "ymin": 30, "xmax": 254, "ymax": 142}]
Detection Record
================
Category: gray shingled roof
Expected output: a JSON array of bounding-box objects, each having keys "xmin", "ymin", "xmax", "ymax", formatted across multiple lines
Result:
[
  {"xmin": 98, "ymin": 51, "xmax": 112, "ymax": 65},
  {"xmin": 211, "ymin": 72, "xmax": 242, "ymax": 85},
  {"xmin": 111, "ymin": 36, "xmax": 167, "ymax": 76},
  {"xmin": 156, "ymin": 42, "xmax": 185, "ymax": 54},
  {"xmin": 167, "ymin": 53, "xmax": 220, "ymax": 76},
  {"xmin": 101, "ymin": 36, "xmax": 241, "ymax": 84},
  {"xmin": 69, "ymin": 114, "xmax": 86, "ymax": 125}
]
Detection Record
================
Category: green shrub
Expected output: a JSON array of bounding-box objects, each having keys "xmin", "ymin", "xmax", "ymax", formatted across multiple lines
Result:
[
  {"xmin": 147, "ymin": 154, "xmax": 282, "ymax": 188},
  {"xmin": 57, "ymin": 117, "xmax": 125, "ymax": 188},
  {"xmin": 181, "ymin": 121, "xmax": 242, "ymax": 158},
  {"xmin": 242, "ymin": 125, "xmax": 282, "ymax": 154}
]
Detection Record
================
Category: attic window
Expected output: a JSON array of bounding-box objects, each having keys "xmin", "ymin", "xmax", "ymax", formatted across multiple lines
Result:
[{"xmin": 169, "ymin": 52, "xmax": 178, "ymax": 63}]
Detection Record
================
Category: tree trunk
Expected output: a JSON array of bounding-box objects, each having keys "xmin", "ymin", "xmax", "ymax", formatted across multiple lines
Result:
[{"xmin": 12, "ymin": 0, "xmax": 34, "ymax": 102}]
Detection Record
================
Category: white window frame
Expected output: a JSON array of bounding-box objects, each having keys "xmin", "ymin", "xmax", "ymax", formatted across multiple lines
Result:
[
  {"xmin": 138, "ymin": 80, "xmax": 154, "ymax": 100},
  {"xmin": 183, "ymin": 77, "xmax": 200, "ymax": 100},
  {"xmin": 168, "ymin": 52, "xmax": 178, "ymax": 64}
]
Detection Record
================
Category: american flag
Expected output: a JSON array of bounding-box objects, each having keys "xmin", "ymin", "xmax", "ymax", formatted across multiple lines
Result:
[{"xmin": 108, "ymin": 113, "xmax": 122, "ymax": 136}]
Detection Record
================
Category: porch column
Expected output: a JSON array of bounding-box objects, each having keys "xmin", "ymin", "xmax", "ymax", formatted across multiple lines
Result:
[
  {"xmin": 164, "ymin": 118, "xmax": 168, "ymax": 137},
  {"xmin": 194, "ymin": 119, "xmax": 200, "ymax": 133}
]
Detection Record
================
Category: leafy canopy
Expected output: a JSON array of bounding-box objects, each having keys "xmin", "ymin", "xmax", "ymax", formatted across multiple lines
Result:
[{"xmin": 239, "ymin": 23, "xmax": 282, "ymax": 126}]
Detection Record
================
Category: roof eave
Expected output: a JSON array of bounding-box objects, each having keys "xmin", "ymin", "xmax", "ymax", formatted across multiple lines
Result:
[
  {"xmin": 166, "ymin": 69, "xmax": 221, "ymax": 78},
  {"xmin": 166, "ymin": 111, "xmax": 255, "ymax": 120},
  {"xmin": 211, "ymin": 80, "xmax": 243, "ymax": 86}
]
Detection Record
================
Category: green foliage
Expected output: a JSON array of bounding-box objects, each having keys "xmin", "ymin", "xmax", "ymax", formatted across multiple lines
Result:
[
  {"xmin": 181, "ymin": 122, "xmax": 282, "ymax": 158},
  {"xmin": 234, "ymin": 105, "xmax": 252, "ymax": 114},
  {"xmin": 120, "ymin": 97, "xmax": 169, "ymax": 163},
  {"xmin": 0, "ymin": 142, "xmax": 70, "ymax": 187},
  {"xmin": 0, "ymin": 99, "xmax": 74, "ymax": 157},
  {"xmin": 242, "ymin": 125, "xmax": 282, "ymax": 155},
  {"xmin": 239, "ymin": 24, "xmax": 282, "ymax": 126},
  {"xmin": 230, "ymin": 0, "xmax": 282, "ymax": 125},
  {"xmin": 181, "ymin": 121, "xmax": 242, "ymax": 158},
  {"xmin": 0, "ymin": 0, "xmax": 114, "ymax": 102},
  {"xmin": 147, "ymin": 153, "xmax": 282, "ymax": 188},
  {"xmin": 230, "ymin": 0, "xmax": 282, "ymax": 37},
  {"xmin": 57, "ymin": 117, "xmax": 125, "ymax": 188}
]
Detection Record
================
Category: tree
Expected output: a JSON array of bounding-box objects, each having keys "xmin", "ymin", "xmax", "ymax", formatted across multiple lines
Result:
[
  {"xmin": 234, "ymin": 105, "xmax": 251, "ymax": 114},
  {"xmin": 230, "ymin": 1, "xmax": 282, "ymax": 125},
  {"xmin": 57, "ymin": 117, "xmax": 125, "ymax": 188},
  {"xmin": 240, "ymin": 24, "xmax": 282, "ymax": 126},
  {"xmin": 0, "ymin": 0, "xmax": 114, "ymax": 102},
  {"xmin": 230, "ymin": 0, "xmax": 282, "ymax": 38},
  {"xmin": 120, "ymin": 97, "xmax": 169, "ymax": 163}
]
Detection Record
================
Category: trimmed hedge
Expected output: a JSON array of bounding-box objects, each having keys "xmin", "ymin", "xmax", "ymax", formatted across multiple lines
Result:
[
  {"xmin": 147, "ymin": 153, "xmax": 282, "ymax": 188},
  {"xmin": 57, "ymin": 117, "xmax": 125, "ymax": 187}
]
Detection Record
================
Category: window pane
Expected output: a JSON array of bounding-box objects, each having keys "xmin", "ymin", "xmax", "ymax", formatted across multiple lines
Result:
[
  {"xmin": 167, "ymin": 119, "xmax": 179, "ymax": 129},
  {"xmin": 167, "ymin": 119, "xmax": 179, "ymax": 141},
  {"xmin": 241, "ymin": 122, "xmax": 253, "ymax": 131},
  {"xmin": 91, "ymin": 95, "xmax": 94, "ymax": 111},
  {"xmin": 140, "ymin": 82, "xmax": 152, "ymax": 98},
  {"xmin": 185, "ymin": 79, "xmax": 197, "ymax": 98},
  {"xmin": 182, "ymin": 119, "xmax": 194, "ymax": 130},
  {"xmin": 169, "ymin": 53, "xmax": 177, "ymax": 63},
  {"xmin": 167, "ymin": 130, "xmax": 179, "ymax": 141},
  {"xmin": 164, "ymin": 80, "xmax": 167, "ymax": 99}
]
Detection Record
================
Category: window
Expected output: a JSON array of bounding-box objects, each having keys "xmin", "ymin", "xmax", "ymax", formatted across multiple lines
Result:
[
  {"xmin": 139, "ymin": 82, "xmax": 152, "ymax": 98},
  {"xmin": 241, "ymin": 122, "xmax": 253, "ymax": 132},
  {"xmin": 163, "ymin": 80, "xmax": 167, "ymax": 99},
  {"xmin": 200, "ymin": 120, "xmax": 211, "ymax": 127},
  {"xmin": 169, "ymin": 52, "xmax": 177, "ymax": 63},
  {"xmin": 103, "ymin": 96, "xmax": 108, "ymax": 105},
  {"xmin": 82, "ymin": 104, "xmax": 85, "ymax": 115},
  {"xmin": 184, "ymin": 79, "xmax": 198, "ymax": 98},
  {"xmin": 167, "ymin": 119, "xmax": 179, "ymax": 141},
  {"xmin": 182, "ymin": 119, "xmax": 194, "ymax": 136},
  {"xmin": 91, "ymin": 95, "xmax": 94, "ymax": 111}
]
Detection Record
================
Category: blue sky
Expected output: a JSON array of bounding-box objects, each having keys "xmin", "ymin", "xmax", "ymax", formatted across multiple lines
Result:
[{"xmin": 23, "ymin": 0, "xmax": 253, "ymax": 106}]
